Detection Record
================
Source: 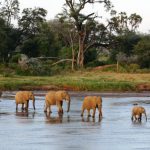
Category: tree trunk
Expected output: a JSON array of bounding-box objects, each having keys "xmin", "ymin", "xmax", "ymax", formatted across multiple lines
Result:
[
  {"xmin": 77, "ymin": 33, "xmax": 84, "ymax": 68},
  {"xmin": 70, "ymin": 32, "xmax": 75, "ymax": 71},
  {"xmin": 117, "ymin": 61, "xmax": 119, "ymax": 72},
  {"xmin": 72, "ymin": 47, "xmax": 75, "ymax": 71}
]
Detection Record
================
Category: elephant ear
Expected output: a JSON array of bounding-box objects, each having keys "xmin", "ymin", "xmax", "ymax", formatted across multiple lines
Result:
[
  {"xmin": 98, "ymin": 96, "xmax": 102, "ymax": 102},
  {"xmin": 29, "ymin": 91, "xmax": 33, "ymax": 97},
  {"xmin": 56, "ymin": 91, "xmax": 64, "ymax": 101},
  {"xmin": 61, "ymin": 91, "xmax": 66, "ymax": 99}
]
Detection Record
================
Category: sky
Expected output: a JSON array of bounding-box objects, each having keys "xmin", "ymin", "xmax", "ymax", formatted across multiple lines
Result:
[{"xmin": 18, "ymin": 0, "xmax": 150, "ymax": 33}]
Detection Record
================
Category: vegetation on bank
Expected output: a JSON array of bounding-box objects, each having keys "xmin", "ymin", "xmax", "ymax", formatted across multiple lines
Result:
[
  {"xmin": 0, "ymin": 0, "xmax": 150, "ymax": 92},
  {"xmin": 0, "ymin": 70, "xmax": 150, "ymax": 91}
]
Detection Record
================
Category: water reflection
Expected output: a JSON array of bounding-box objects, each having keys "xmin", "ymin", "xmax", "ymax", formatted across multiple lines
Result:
[
  {"xmin": 81, "ymin": 116, "xmax": 102, "ymax": 123},
  {"xmin": 45, "ymin": 112, "xmax": 70, "ymax": 124},
  {"xmin": 15, "ymin": 110, "xmax": 35, "ymax": 118},
  {"xmin": 0, "ymin": 112, "xmax": 9, "ymax": 116}
]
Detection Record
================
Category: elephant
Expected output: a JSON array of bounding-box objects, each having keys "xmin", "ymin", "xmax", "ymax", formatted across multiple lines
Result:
[
  {"xmin": 131, "ymin": 106, "xmax": 147, "ymax": 122},
  {"xmin": 81, "ymin": 96, "xmax": 102, "ymax": 118},
  {"xmin": 44, "ymin": 90, "xmax": 71, "ymax": 114},
  {"xmin": 15, "ymin": 91, "xmax": 35, "ymax": 111}
]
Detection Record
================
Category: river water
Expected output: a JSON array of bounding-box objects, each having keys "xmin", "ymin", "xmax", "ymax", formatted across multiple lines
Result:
[{"xmin": 0, "ymin": 91, "xmax": 150, "ymax": 150}]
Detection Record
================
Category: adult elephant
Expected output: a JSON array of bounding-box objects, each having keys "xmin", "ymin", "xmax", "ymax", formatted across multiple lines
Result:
[
  {"xmin": 81, "ymin": 96, "xmax": 102, "ymax": 118},
  {"xmin": 44, "ymin": 90, "xmax": 71, "ymax": 114},
  {"xmin": 15, "ymin": 91, "xmax": 35, "ymax": 111}
]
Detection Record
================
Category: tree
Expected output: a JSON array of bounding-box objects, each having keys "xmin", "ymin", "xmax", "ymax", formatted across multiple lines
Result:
[
  {"xmin": 18, "ymin": 7, "xmax": 48, "ymax": 57},
  {"xmin": 108, "ymin": 11, "xmax": 142, "ymax": 64},
  {"xmin": 49, "ymin": 18, "xmax": 78, "ymax": 70},
  {"xmin": 0, "ymin": 17, "xmax": 7, "ymax": 62},
  {"xmin": 110, "ymin": 31, "xmax": 141, "ymax": 64},
  {"xmin": 134, "ymin": 35, "xmax": 150, "ymax": 68},
  {"xmin": 108, "ymin": 11, "xmax": 142, "ymax": 35},
  {"xmin": 63, "ymin": 0, "xmax": 112, "ymax": 68},
  {"xmin": 37, "ymin": 22, "xmax": 59, "ymax": 57},
  {"xmin": 0, "ymin": 17, "xmax": 20, "ymax": 63},
  {"xmin": 19, "ymin": 7, "xmax": 47, "ymax": 39},
  {"xmin": 0, "ymin": 0, "xmax": 19, "ymax": 25}
]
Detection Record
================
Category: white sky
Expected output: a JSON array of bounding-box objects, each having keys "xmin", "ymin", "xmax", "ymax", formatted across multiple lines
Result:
[{"xmin": 18, "ymin": 0, "xmax": 150, "ymax": 33}]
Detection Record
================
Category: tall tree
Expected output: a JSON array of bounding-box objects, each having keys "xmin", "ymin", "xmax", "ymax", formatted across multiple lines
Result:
[
  {"xmin": 0, "ymin": 0, "xmax": 19, "ymax": 25},
  {"xmin": 49, "ymin": 18, "xmax": 78, "ymax": 70},
  {"xmin": 0, "ymin": 17, "xmax": 20, "ymax": 63},
  {"xmin": 19, "ymin": 7, "xmax": 47, "ymax": 39},
  {"xmin": 63, "ymin": 0, "xmax": 112, "ymax": 68},
  {"xmin": 108, "ymin": 11, "xmax": 142, "ymax": 34}
]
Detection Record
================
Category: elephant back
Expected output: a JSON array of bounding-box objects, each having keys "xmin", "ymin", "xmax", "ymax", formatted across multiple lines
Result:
[
  {"xmin": 132, "ymin": 106, "xmax": 145, "ymax": 115},
  {"xmin": 16, "ymin": 91, "xmax": 33, "ymax": 101},
  {"xmin": 83, "ymin": 96, "xmax": 97, "ymax": 109},
  {"xmin": 46, "ymin": 91, "xmax": 57, "ymax": 105}
]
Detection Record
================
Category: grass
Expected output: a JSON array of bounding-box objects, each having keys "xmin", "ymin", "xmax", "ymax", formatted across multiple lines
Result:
[{"xmin": 0, "ymin": 70, "xmax": 150, "ymax": 91}]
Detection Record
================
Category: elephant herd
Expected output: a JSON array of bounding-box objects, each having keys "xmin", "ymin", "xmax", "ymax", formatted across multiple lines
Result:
[
  {"xmin": 15, "ymin": 90, "xmax": 102, "ymax": 119},
  {"xmin": 4, "ymin": 90, "xmax": 148, "ymax": 122}
]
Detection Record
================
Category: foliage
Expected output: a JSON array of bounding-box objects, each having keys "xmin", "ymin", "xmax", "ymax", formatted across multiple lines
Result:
[
  {"xmin": 1, "ymin": 71, "xmax": 150, "ymax": 91},
  {"xmin": 0, "ymin": 17, "xmax": 21, "ymax": 63},
  {"xmin": 110, "ymin": 32, "xmax": 141, "ymax": 62},
  {"xmin": 109, "ymin": 11, "xmax": 142, "ymax": 34},
  {"xmin": 0, "ymin": 0, "xmax": 20, "ymax": 25},
  {"xmin": 0, "ymin": 0, "xmax": 149, "ymax": 73},
  {"xmin": 60, "ymin": 0, "xmax": 113, "ymax": 67},
  {"xmin": 18, "ymin": 7, "xmax": 47, "ymax": 37},
  {"xmin": 134, "ymin": 35, "xmax": 150, "ymax": 68}
]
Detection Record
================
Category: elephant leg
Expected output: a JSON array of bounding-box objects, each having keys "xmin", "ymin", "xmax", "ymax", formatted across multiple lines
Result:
[
  {"xmin": 139, "ymin": 114, "xmax": 142, "ymax": 122},
  {"xmin": 131, "ymin": 115, "xmax": 134, "ymax": 121},
  {"xmin": 16, "ymin": 103, "xmax": 18, "ymax": 111},
  {"xmin": 60, "ymin": 101, "xmax": 63, "ymax": 114},
  {"xmin": 88, "ymin": 109, "xmax": 91, "ymax": 117},
  {"xmin": 92, "ymin": 108, "xmax": 96, "ymax": 118},
  {"xmin": 44, "ymin": 103, "xmax": 47, "ymax": 112},
  {"xmin": 60, "ymin": 101, "xmax": 63, "ymax": 107},
  {"xmin": 48, "ymin": 105, "xmax": 52, "ymax": 113},
  {"xmin": 27, "ymin": 100, "xmax": 29, "ymax": 108},
  {"xmin": 56, "ymin": 101, "xmax": 63, "ymax": 114},
  {"xmin": 24, "ymin": 101, "xmax": 28, "ymax": 111},
  {"xmin": 44, "ymin": 104, "xmax": 51, "ymax": 113},
  {"xmin": 99, "ymin": 108, "xmax": 103, "ymax": 118},
  {"xmin": 58, "ymin": 106, "xmax": 63, "ymax": 114},
  {"xmin": 21, "ymin": 103, "xmax": 24, "ymax": 110},
  {"xmin": 81, "ymin": 108, "xmax": 85, "ymax": 117}
]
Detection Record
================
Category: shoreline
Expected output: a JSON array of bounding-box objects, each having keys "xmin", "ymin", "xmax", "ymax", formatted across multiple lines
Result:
[{"xmin": 2, "ymin": 90, "xmax": 150, "ymax": 98}]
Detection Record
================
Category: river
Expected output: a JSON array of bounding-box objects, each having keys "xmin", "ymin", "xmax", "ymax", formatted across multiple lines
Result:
[{"xmin": 0, "ymin": 91, "xmax": 150, "ymax": 150}]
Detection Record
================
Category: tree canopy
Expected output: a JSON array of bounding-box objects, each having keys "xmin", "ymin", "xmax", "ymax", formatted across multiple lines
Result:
[{"xmin": 0, "ymin": 0, "xmax": 149, "ymax": 74}]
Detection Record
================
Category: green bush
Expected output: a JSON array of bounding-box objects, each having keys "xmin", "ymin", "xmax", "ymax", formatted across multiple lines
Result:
[
  {"xmin": 10, "ymin": 54, "xmax": 21, "ymax": 63},
  {"xmin": 86, "ymin": 60, "xmax": 106, "ymax": 67}
]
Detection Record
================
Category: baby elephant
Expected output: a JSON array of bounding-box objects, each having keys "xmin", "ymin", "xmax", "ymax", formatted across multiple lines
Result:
[
  {"xmin": 81, "ymin": 96, "xmax": 102, "ymax": 118},
  {"xmin": 131, "ymin": 106, "xmax": 147, "ymax": 122}
]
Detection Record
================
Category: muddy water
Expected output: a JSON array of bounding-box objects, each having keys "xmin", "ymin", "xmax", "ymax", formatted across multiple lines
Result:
[{"xmin": 0, "ymin": 92, "xmax": 150, "ymax": 150}]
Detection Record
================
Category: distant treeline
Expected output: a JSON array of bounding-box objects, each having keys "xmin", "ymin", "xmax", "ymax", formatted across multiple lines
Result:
[{"xmin": 0, "ymin": 0, "xmax": 149, "ymax": 75}]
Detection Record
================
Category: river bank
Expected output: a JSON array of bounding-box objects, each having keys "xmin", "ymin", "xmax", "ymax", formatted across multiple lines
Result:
[
  {"xmin": 0, "ymin": 71, "xmax": 150, "ymax": 91},
  {"xmin": 1, "ymin": 91, "xmax": 150, "ymax": 100}
]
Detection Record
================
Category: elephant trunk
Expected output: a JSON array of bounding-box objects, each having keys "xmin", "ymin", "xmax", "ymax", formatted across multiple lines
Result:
[
  {"xmin": 67, "ymin": 99, "xmax": 71, "ymax": 112},
  {"xmin": 144, "ymin": 112, "xmax": 147, "ymax": 121},
  {"xmin": 33, "ymin": 98, "xmax": 35, "ymax": 110}
]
